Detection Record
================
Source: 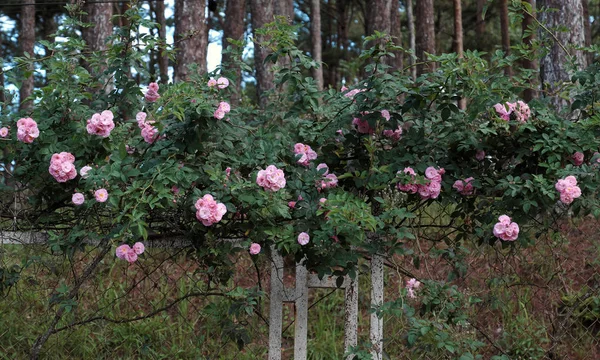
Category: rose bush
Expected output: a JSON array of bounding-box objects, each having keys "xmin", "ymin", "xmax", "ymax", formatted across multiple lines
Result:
[{"xmin": 2, "ymin": 5, "xmax": 600, "ymax": 357}]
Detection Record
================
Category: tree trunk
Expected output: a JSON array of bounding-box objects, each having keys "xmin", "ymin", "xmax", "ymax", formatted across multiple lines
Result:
[
  {"xmin": 390, "ymin": 0, "xmax": 403, "ymax": 72},
  {"xmin": 310, "ymin": 0, "xmax": 323, "ymax": 90},
  {"xmin": 223, "ymin": 0, "xmax": 247, "ymax": 103},
  {"xmin": 275, "ymin": 0, "xmax": 294, "ymax": 22},
  {"xmin": 0, "ymin": 33, "xmax": 5, "ymax": 105},
  {"xmin": 366, "ymin": 0, "xmax": 392, "ymax": 38},
  {"xmin": 453, "ymin": 0, "xmax": 466, "ymax": 110},
  {"xmin": 156, "ymin": 0, "xmax": 169, "ymax": 84},
  {"xmin": 476, "ymin": 0, "xmax": 486, "ymax": 49},
  {"xmin": 582, "ymin": 0, "xmax": 592, "ymax": 66},
  {"xmin": 499, "ymin": 0, "xmax": 512, "ymax": 77},
  {"xmin": 82, "ymin": 1, "xmax": 113, "ymax": 52},
  {"xmin": 19, "ymin": 0, "xmax": 35, "ymax": 111},
  {"xmin": 415, "ymin": 0, "xmax": 435, "ymax": 76},
  {"xmin": 250, "ymin": 0, "xmax": 274, "ymax": 107},
  {"xmin": 522, "ymin": 0, "xmax": 537, "ymax": 102},
  {"xmin": 406, "ymin": 0, "xmax": 416, "ymax": 79},
  {"xmin": 174, "ymin": 0, "xmax": 208, "ymax": 82},
  {"xmin": 538, "ymin": 0, "xmax": 587, "ymax": 112}
]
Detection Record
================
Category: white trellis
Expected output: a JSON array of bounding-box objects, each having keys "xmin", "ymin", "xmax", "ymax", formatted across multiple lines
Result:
[{"xmin": 268, "ymin": 246, "xmax": 385, "ymax": 360}]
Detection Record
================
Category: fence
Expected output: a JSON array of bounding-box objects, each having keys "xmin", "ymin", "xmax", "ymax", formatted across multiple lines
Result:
[{"xmin": 2, "ymin": 216, "xmax": 600, "ymax": 359}]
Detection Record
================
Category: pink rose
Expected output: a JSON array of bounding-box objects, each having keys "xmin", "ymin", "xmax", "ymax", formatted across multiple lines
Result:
[
  {"xmin": 257, "ymin": 165, "xmax": 286, "ymax": 192},
  {"xmin": 145, "ymin": 82, "xmax": 160, "ymax": 102},
  {"xmin": 288, "ymin": 201, "xmax": 297, "ymax": 208},
  {"xmin": 95, "ymin": 188, "xmax": 109, "ymax": 203},
  {"xmin": 72, "ymin": 192, "xmax": 85, "ymax": 205},
  {"xmin": 476, "ymin": 150, "xmax": 485, "ymax": 161},
  {"xmin": 319, "ymin": 173, "xmax": 338, "ymax": 190},
  {"xmin": 217, "ymin": 77, "xmax": 229, "ymax": 89},
  {"xmin": 195, "ymin": 194, "xmax": 227, "ymax": 226},
  {"xmin": 214, "ymin": 108, "xmax": 225, "ymax": 120},
  {"xmin": 493, "ymin": 103, "xmax": 511, "ymax": 121},
  {"xmin": 0, "ymin": 127, "xmax": 8, "ymax": 138},
  {"xmin": 556, "ymin": 176, "xmax": 582, "ymax": 204},
  {"xmin": 352, "ymin": 117, "xmax": 373, "ymax": 134},
  {"xmin": 493, "ymin": 215, "xmax": 519, "ymax": 241},
  {"xmin": 298, "ymin": 232, "xmax": 310, "ymax": 246},
  {"xmin": 49, "ymin": 152, "xmax": 77, "ymax": 183},
  {"xmin": 316, "ymin": 163, "xmax": 329, "ymax": 175},
  {"xmin": 381, "ymin": 110, "xmax": 391, "ymax": 121},
  {"xmin": 453, "ymin": 177, "xmax": 474, "ymax": 196},
  {"xmin": 249, "ymin": 243, "xmax": 261, "ymax": 255},
  {"xmin": 86, "ymin": 110, "xmax": 115, "ymax": 138},
  {"xmin": 16, "ymin": 118, "xmax": 39, "ymax": 143},
  {"xmin": 207, "ymin": 78, "xmax": 217, "ymax": 87},
  {"xmin": 132, "ymin": 242, "xmax": 145, "ymax": 255},
  {"xmin": 572, "ymin": 152, "xmax": 584, "ymax": 166},
  {"xmin": 115, "ymin": 244, "xmax": 130, "ymax": 259}
]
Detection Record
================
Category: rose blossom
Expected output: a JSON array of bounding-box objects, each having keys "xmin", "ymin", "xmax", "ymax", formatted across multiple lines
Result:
[
  {"xmin": 145, "ymin": 82, "xmax": 160, "ymax": 102},
  {"xmin": 572, "ymin": 152, "xmax": 584, "ymax": 166},
  {"xmin": 381, "ymin": 110, "xmax": 391, "ymax": 121},
  {"xmin": 294, "ymin": 143, "xmax": 318, "ymax": 166},
  {"xmin": 476, "ymin": 150, "xmax": 485, "ymax": 161},
  {"xmin": 316, "ymin": 163, "xmax": 329, "ymax": 175},
  {"xmin": 195, "ymin": 194, "xmax": 227, "ymax": 226},
  {"xmin": 298, "ymin": 232, "xmax": 310, "ymax": 246},
  {"xmin": 493, "ymin": 215, "xmax": 519, "ymax": 241},
  {"xmin": 555, "ymin": 176, "xmax": 582, "ymax": 204},
  {"xmin": 256, "ymin": 165, "xmax": 286, "ymax": 191},
  {"xmin": 132, "ymin": 242, "xmax": 145, "ymax": 255},
  {"xmin": 115, "ymin": 244, "xmax": 139, "ymax": 263},
  {"xmin": 49, "ymin": 152, "xmax": 77, "ymax": 183},
  {"xmin": 72, "ymin": 193, "xmax": 85, "ymax": 205},
  {"xmin": 249, "ymin": 243, "xmax": 261, "ymax": 255},
  {"xmin": 214, "ymin": 101, "xmax": 231, "ymax": 120},
  {"xmin": 95, "ymin": 188, "xmax": 109, "ymax": 203},
  {"xmin": 406, "ymin": 278, "xmax": 421, "ymax": 299},
  {"xmin": 453, "ymin": 177, "xmax": 475, "ymax": 196},
  {"xmin": 86, "ymin": 110, "xmax": 115, "ymax": 138},
  {"xmin": 79, "ymin": 166, "xmax": 92, "ymax": 179},
  {"xmin": 16, "ymin": 118, "xmax": 39, "ymax": 143},
  {"xmin": 217, "ymin": 77, "xmax": 230, "ymax": 89},
  {"xmin": 207, "ymin": 78, "xmax": 217, "ymax": 87},
  {"xmin": 0, "ymin": 127, "xmax": 8, "ymax": 138},
  {"xmin": 319, "ymin": 173, "xmax": 338, "ymax": 190},
  {"xmin": 352, "ymin": 117, "xmax": 373, "ymax": 134}
]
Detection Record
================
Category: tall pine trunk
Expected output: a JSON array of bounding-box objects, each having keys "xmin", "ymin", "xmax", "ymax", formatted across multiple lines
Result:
[
  {"xmin": 156, "ymin": 0, "xmax": 169, "ymax": 84},
  {"xmin": 223, "ymin": 0, "xmax": 247, "ymax": 103},
  {"xmin": 250, "ymin": 0, "xmax": 274, "ymax": 107},
  {"xmin": 522, "ymin": 0, "xmax": 537, "ymax": 102},
  {"xmin": 310, "ymin": 0, "xmax": 323, "ymax": 90},
  {"xmin": 499, "ymin": 0, "xmax": 512, "ymax": 77},
  {"xmin": 582, "ymin": 0, "xmax": 592, "ymax": 66},
  {"xmin": 19, "ymin": 0, "xmax": 35, "ymax": 111},
  {"xmin": 538, "ymin": 0, "xmax": 587, "ymax": 112},
  {"xmin": 476, "ymin": 0, "xmax": 486, "ymax": 47},
  {"xmin": 415, "ymin": 0, "xmax": 435, "ymax": 76},
  {"xmin": 174, "ymin": 0, "xmax": 208, "ymax": 81},
  {"xmin": 454, "ymin": 0, "xmax": 466, "ymax": 110},
  {"xmin": 390, "ymin": 1, "xmax": 403, "ymax": 72},
  {"xmin": 406, "ymin": 0, "xmax": 416, "ymax": 79}
]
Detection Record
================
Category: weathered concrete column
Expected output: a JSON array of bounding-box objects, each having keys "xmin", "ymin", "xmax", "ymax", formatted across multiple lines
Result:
[
  {"xmin": 294, "ymin": 261, "xmax": 309, "ymax": 359},
  {"xmin": 370, "ymin": 254, "xmax": 384, "ymax": 359},
  {"xmin": 268, "ymin": 247, "xmax": 284, "ymax": 360},
  {"xmin": 344, "ymin": 275, "xmax": 359, "ymax": 358}
]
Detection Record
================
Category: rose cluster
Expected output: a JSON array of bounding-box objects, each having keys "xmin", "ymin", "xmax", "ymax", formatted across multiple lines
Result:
[
  {"xmin": 493, "ymin": 100, "xmax": 531, "ymax": 123},
  {"xmin": 352, "ymin": 117, "xmax": 373, "ymax": 134},
  {"xmin": 317, "ymin": 163, "xmax": 338, "ymax": 190},
  {"xmin": 555, "ymin": 176, "xmax": 582, "ymax": 205},
  {"xmin": 294, "ymin": 143, "xmax": 318, "ymax": 166},
  {"xmin": 493, "ymin": 215, "xmax": 519, "ymax": 241},
  {"xmin": 195, "ymin": 194, "xmax": 227, "ymax": 226},
  {"xmin": 49, "ymin": 152, "xmax": 77, "ymax": 183},
  {"xmin": 383, "ymin": 126, "xmax": 402, "ymax": 142},
  {"xmin": 214, "ymin": 101, "xmax": 231, "ymax": 120},
  {"xmin": 453, "ymin": 177, "xmax": 475, "ymax": 196},
  {"xmin": 406, "ymin": 278, "xmax": 421, "ymax": 299},
  {"xmin": 208, "ymin": 76, "xmax": 229, "ymax": 89},
  {"xmin": 17, "ymin": 118, "xmax": 39, "ymax": 143},
  {"xmin": 145, "ymin": 82, "xmax": 160, "ymax": 102},
  {"xmin": 397, "ymin": 166, "xmax": 444, "ymax": 200},
  {"xmin": 136, "ymin": 112, "xmax": 158, "ymax": 144},
  {"xmin": 256, "ymin": 165, "xmax": 286, "ymax": 191},
  {"xmin": 116, "ymin": 242, "xmax": 146, "ymax": 263},
  {"xmin": 86, "ymin": 110, "xmax": 115, "ymax": 138}
]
